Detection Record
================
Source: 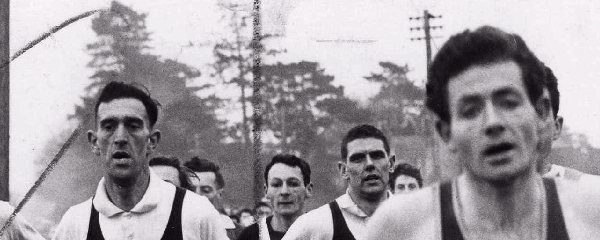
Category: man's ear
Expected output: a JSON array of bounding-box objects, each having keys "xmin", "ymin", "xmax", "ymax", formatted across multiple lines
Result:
[
  {"xmin": 338, "ymin": 161, "xmax": 349, "ymax": 180},
  {"xmin": 388, "ymin": 155, "xmax": 396, "ymax": 172},
  {"xmin": 553, "ymin": 116, "xmax": 564, "ymax": 140},
  {"xmin": 147, "ymin": 130, "xmax": 161, "ymax": 153},
  {"xmin": 263, "ymin": 184, "xmax": 268, "ymax": 196},
  {"xmin": 435, "ymin": 120, "xmax": 451, "ymax": 143},
  {"xmin": 87, "ymin": 130, "xmax": 100, "ymax": 156},
  {"xmin": 305, "ymin": 182, "xmax": 313, "ymax": 198}
]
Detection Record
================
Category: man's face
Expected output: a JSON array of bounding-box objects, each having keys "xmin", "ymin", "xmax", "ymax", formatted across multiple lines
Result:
[
  {"xmin": 340, "ymin": 138, "xmax": 393, "ymax": 198},
  {"xmin": 392, "ymin": 175, "xmax": 419, "ymax": 194},
  {"xmin": 151, "ymin": 165, "xmax": 181, "ymax": 187},
  {"xmin": 265, "ymin": 163, "xmax": 312, "ymax": 217},
  {"xmin": 194, "ymin": 171, "xmax": 221, "ymax": 204},
  {"xmin": 443, "ymin": 61, "xmax": 539, "ymax": 182},
  {"xmin": 88, "ymin": 98, "xmax": 159, "ymax": 183}
]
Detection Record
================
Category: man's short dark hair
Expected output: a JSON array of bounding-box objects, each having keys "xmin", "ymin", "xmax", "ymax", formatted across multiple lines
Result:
[
  {"xmin": 264, "ymin": 154, "xmax": 311, "ymax": 186},
  {"xmin": 340, "ymin": 124, "xmax": 390, "ymax": 160},
  {"xmin": 426, "ymin": 26, "xmax": 546, "ymax": 123},
  {"xmin": 544, "ymin": 65, "xmax": 560, "ymax": 119},
  {"xmin": 184, "ymin": 157, "xmax": 225, "ymax": 190},
  {"xmin": 94, "ymin": 81, "xmax": 160, "ymax": 128},
  {"xmin": 389, "ymin": 163, "xmax": 423, "ymax": 189}
]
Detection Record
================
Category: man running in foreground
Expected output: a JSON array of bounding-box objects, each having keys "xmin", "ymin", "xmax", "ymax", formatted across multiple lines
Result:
[{"xmin": 367, "ymin": 26, "xmax": 600, "ymax": 240}]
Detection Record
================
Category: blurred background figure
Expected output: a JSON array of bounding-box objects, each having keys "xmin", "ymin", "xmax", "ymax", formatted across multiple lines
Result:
[
  {"xmin": 238, "ymin": 208, "xmax": 255, "ymax": 228},
  {"xmin": 389, "ymin": 163, "xmax": 423, "ymax": 194},
  {"xmin": 185, "ymin": 157, "xmax": 241, "ymax": 238},
  {"xmin": 149, "ymin": 156, "xmax": 196, "ymax": 191},
  {"xmin": 253, "ymin": 201, "xmax": 272, "ymax": 220}
]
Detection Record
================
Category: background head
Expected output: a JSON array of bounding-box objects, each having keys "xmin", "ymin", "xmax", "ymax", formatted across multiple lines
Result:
[
  {"xmin": 149, "ymin": 156, "xmax": 195, "ymax": 191},
  {"xmin": 253, "ymin": 201, "xmax": 273, "ymax": 220},
  {"xmin": 184, "ymin": 157, "xmax": 225, "ymax": 204},
  {"xmin": 238, "ymin": 208, "xmax": 255, "ymax": 227},
  {"xmin": 339, "ymin": 124, "xmax": 394, "ymax": 200},
  {"xmin": 389, "ymin": 163, "xmax": 422, "ymax": 194},
  {"xmin": 263, "ymin": 154, "xmax": 312, "ymax": 217}
]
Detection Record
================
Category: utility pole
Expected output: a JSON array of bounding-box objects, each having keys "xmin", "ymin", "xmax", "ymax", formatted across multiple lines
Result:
[
  {"xmin": 409, "ymin": 10, "xmax": 442, "ymax": 183},
  {"xmin": 251, "ymin": 0, "xmax": 264, "ymax": 204},
  {"xmin": 0, "ymin": 0, "xmax": 9, "ymax": 201}
]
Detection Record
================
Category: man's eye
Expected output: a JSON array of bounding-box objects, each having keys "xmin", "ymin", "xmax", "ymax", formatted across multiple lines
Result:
[
  {"xmin": 369, "ymin": 150, "xmax": 386, "ymax": 160},
  {"xmin": 101, "ymin": 124, "xmax": 114, "ymax": 131},
  {"xmin": 398, "ymin": 185, "xmax": 405, "ymax": 190},
  {"xmin": 459, "ymin": 105, "xmax": 480, "ymax": 119},
  {"xmin": 287, "ymin": 180, "xmax": 301, "ymax": 187},
  {"xmin": 349, "ymin": 153, "xmax": 366, "ymax": 162},
  {"xmin": 499, "ymin": 97, "xmax": 521, "ymax": 109}
]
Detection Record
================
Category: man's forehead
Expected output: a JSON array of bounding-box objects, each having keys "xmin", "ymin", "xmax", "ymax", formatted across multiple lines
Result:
[
  {"xmin": 267, "ymin": 163, "xmax": 304, "ymax": 181},
  {"xmin": 346, "ymin": 138, "xmax": 386, "ymax": 154},
  {"xmin": 448, "ymin": 61, "xmax": 525, "ymax": 103},
  {"xmin": 194, "ymin": 171, "xmax": 217, "ymax": 185},
  {"xmin": 97, "ymin": 98, "xmax": 149, "ymax": 122}
]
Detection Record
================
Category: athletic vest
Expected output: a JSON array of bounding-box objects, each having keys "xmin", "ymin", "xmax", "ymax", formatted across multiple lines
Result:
[
  {"xmin": 328, "ymin": 201, "xmax": 356, "ymax": 240},
  {"xmin": 86, "ymin": 187, "xmax": 186, "ymax": 240},
  {"xmin": 440, "ymin": 178, "xmax": 569, "ymax": 240}
]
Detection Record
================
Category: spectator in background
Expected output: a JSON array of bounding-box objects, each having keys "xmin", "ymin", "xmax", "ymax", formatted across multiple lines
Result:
[
  {"xmin": 185, "ymin": 157, "xmax": 241, "ymax": 239},
  {"xmin": 238, "ymin": 209, "xmax": 255, "ymax": 228},
  {"xmin": 253, "ymin": 201, "xmax": 272, "ymax": 220},
  {"xmin": 237, "ymin": 154, "xmax": 313, "ymax": 240},
  {"xmin": 389, "ymin": 163, "xmax": 422, "ymax": 194},
  {"xmin": 149, "ymin": 156, "xmax": 196, "ymax": 191}
]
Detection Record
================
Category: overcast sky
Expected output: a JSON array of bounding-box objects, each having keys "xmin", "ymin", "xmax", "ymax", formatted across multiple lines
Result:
[{"xmin": 9, "ymin": 0, "xmax": 600, "ymax": 199}]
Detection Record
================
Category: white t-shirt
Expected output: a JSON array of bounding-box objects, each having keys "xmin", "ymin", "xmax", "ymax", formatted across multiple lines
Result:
[
  {"xmin": 283, "ymin": 190, "xmax": 388, "ymax": 240},
  {"xmin": 53, "ymin": 171, "xmax": 229, "ymax": 240}
]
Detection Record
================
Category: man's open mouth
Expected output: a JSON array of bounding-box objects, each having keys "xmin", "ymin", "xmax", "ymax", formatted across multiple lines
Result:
[
  {"xmin": 484, "ymin": 143, "xmax": 515, "ymax": 156},
  {"xmin": 364, "ymin": 174, "xmax": 381, "ymax": 182},
  {"xmin": 112, "ymin": 152, "xmax": 131, "ymax": 159}
]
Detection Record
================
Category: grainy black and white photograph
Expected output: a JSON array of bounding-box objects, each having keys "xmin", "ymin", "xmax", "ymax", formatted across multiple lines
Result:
[{"xmin": 3, "ymin": 0, "xmax": 600, "ymax": 239}]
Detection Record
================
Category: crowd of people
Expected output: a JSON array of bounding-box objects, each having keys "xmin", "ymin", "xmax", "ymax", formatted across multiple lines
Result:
[{"xmin": 2, "ymin": 24, "xmax": 600, "ymax": 239}]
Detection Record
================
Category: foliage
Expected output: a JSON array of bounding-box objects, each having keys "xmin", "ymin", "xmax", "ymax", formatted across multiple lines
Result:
[{"xmin": 365, "ymin": 62, "xmax": 426, "ymax": 135}]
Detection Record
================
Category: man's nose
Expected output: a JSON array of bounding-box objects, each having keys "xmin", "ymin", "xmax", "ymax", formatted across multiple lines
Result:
[
  {"xmin": 280, "ymin": 183, "xmax": 291, "ymax": 195},
  {"xmin": 113, "ymin": 124, "xmax": 128, "ymax": 146},
  {"xmin": 484, "ymin": 104, "xmax": 505, "ymax": 137}
]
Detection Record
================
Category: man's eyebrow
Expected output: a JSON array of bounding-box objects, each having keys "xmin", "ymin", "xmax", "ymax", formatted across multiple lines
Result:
[
  {"xmin": 458, "ymin": 95, "xmax": 481, "ymax": 105},
  {"xmin": 493, "ymin": 87, "xmax": 522, "ymax": 98},
  {"xmin": 99, "ymin": 117, "xmax": 117, "ymax": 125}
]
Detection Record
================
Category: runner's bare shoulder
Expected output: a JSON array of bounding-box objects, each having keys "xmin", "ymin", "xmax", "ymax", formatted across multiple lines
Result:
[{"xmin": 367, "ymin": 184, "xmax": 439, "ymax": 240}]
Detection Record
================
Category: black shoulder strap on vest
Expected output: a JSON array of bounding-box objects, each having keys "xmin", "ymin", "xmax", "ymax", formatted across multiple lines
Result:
[
  {"xmin": 86, "ymin": 187, "xmax": 187, "ymax": 240},
  {"xmin": 543, "ymin": 178, "xmax": 570, "ymax": 240},
  {"xmin": 86, "ymin": 199, "xmax": 105, "ymax": 240},
  {"xmin": 160, "ymin": 187, "xmax": 186, "ymax": 240},
  {"xmin": 328, "ymin": 201, "xmax": 356, "ymax": 240},
  {"xmin": 440, "ymin": 181, "xmax": 465, "ymax": 240}
]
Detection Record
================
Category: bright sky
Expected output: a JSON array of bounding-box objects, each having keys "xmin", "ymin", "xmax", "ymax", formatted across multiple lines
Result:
[{"xmin": 9, "ymin": 0, "xmax": 600, "ymax": 199}]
